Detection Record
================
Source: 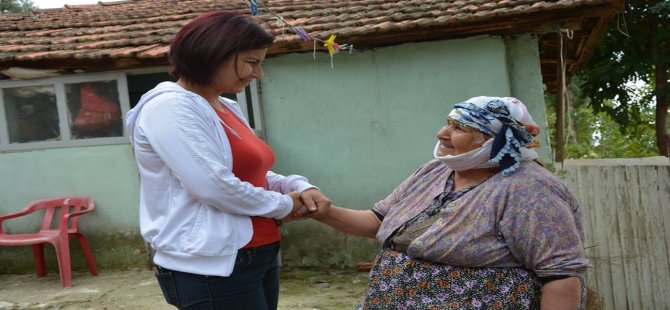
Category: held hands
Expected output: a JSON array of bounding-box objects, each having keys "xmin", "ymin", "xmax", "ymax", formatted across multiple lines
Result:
[
  {"xmin": 299, "ymin": 188, "xmax": 332, "ymax": 217},
  {"xmin": 300, "ymin": 188, "xmax": 332, "ymax": 220},
  {"xmin": 281, "ymin": 189, "xmax": 332, "ymax": 223}
]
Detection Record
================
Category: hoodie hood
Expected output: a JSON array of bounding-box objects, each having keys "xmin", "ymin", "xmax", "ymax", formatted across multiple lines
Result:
[
  {"xmin": 125, "ymin": 82, "xmax": 192, "ymax": 144},
  {"xmin": 125, "ymin": 81, "xmax": 250, "ymax": 146}
]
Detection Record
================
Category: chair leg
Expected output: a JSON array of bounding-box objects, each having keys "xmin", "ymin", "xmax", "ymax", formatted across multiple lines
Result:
[
  {"xmin": 53, "ymin": 238, "xmax": 72, "ymax": 288},
  {"xmin": 74, "ymin": 233, "xmax": 98, "ymax": 276},
  {"xmin": 31, "ymin": 243, "xmax": 47, "ymax": 277}
]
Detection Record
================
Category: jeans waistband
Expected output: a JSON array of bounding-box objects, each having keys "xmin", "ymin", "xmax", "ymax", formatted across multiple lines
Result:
[
  {"xmin": 155, "ymin": 241, "xmax": 280, "ymax": 273},
  {"xmin": 238, "ymin": 241, "xmax": 280, "ymax": 255}
]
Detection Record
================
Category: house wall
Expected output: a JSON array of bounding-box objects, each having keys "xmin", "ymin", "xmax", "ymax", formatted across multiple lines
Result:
[
  {"xmin": 0, "ymin": 145, "xmax": 147, "ymax": 273},
  {"xmin": 261, "ymin": 35, "xmax": 548, "ymax": 267},
  {"xmin": 504, "ymin": 36, "xmax": 552, "ymax": 160},
  {"xmin": 0, "ymin": 35, "xmax": 548, "ymax": 272}
]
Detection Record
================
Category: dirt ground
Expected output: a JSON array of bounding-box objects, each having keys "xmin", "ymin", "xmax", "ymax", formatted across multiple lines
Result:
[{"xmin": 0, "ymin": 267, "xmax": 369, "ymax": 310}]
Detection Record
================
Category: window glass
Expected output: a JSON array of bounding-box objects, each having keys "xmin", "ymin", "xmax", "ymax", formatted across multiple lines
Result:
[
  {"xmin": 2, "ymin": 85, "xmax": 59, "ymax": 143},
  {"xmin": 127, "ymin": 72, "xmax": 173, "ymax": 108},
  {"xmin": 66, "ymin": 80, "xmax": 123, "ymax": 139}
]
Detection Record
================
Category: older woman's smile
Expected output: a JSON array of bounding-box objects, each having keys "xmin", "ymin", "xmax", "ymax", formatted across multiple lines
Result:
[
  {"xmin": 436, "ymin": 121, "xmax": 486, "ymax": 157},
  {"xmin": 436, "ymin": 139, "xmax": 454, "ymax": 156}
]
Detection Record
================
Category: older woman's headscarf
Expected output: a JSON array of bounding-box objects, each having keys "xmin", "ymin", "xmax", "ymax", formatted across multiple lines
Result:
[{"xmin": 438, "ymin": 96, "xmax": 541, "ymax": 176}]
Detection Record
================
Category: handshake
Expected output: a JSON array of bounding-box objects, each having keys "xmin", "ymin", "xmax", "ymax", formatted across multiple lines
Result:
[{"xmin": 284, "ymin": 188, "xmax": 332, "ymax": 223}]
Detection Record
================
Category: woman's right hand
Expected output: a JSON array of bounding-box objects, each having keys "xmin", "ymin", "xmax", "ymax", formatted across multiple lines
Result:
[
  {"xmin": 288, "ymin": 192, "xmax": 307, "ymax": 216},
  {"xmin": 279, "ymin": 192, "xmax": 308, "ymax": 224}
]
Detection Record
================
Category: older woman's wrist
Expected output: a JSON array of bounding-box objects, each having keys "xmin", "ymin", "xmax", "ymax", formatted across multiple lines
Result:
[{"xmin": 305, "ymin": 204, "xmax": 333, "ymax": 222}]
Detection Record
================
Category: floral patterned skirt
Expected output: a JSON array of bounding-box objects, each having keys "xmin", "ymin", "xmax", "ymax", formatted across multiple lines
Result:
[{"xmin": 357, "ymin": 249, "xmax": 546, "ymax": 309}]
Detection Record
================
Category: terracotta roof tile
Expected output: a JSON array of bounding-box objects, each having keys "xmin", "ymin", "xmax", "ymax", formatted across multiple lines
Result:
[
  {"xmin": 0, "ymin": 0, "xmax": 624, "ymax": 90},
  {"xmin": 98, "ymin": 44, "xmax": 161, "ymax": 58},
  {"xmin": 136, "ymin": 45, "xmax": 169, "ymax": 58}
]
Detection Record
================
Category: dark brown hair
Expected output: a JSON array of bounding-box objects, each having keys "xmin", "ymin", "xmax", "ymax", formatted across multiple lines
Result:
[{"xmin": 169, "ymin": 11, "xmax": 274, "ymax": 86}]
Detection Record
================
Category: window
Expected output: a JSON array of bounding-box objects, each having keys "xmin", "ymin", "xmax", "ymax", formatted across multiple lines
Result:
[
  {"xmin": 0, "ymin": 70, "xmax": 265, "ymax": 151},
  {"xmin": 126, "ymin": 71, "xmax": 173, "ymax": 109},
  {"xmin": 0, "ymin": 73, "xmax": 130, "ymax": 151},
  {"xmin": 233, "ymin": 80, "xmax": 266, "ymax": 140}
]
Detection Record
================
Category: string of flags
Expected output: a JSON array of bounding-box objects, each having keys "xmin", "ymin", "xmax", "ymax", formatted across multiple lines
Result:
[{"xmin": 246, "ymin": 0, "xmax": 354, "ymax": 68}]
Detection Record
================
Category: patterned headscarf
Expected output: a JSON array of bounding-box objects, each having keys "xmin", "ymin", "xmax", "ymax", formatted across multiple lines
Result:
[{"xmin": 448, "ymin": 96, "xmax": 541, "ymax": 176}]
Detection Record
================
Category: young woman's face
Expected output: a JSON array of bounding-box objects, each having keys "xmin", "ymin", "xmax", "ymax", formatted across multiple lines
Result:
[
  {"xmin": 435, "ymin": 119, "xmax": 489, "ymax": 157},
  {"xmin": 212, "ymin": 48, "xmax": 268, "ymax": 94}
]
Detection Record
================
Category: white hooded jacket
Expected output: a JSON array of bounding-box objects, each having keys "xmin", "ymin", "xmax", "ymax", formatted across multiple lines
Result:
[{"xmin": 125, "ymin": 82, "xmax": 313, "ymax": 276}]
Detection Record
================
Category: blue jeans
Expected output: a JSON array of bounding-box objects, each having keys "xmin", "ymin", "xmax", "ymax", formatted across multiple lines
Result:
[{"xmin": 155, "ymin": 242, "xmax": 280, "ymax": 310}]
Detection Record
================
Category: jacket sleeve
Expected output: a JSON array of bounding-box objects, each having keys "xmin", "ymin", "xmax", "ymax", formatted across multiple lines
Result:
[
  {"xmin": 136, "ymin": 94, "xmax": 292, "ymax": 219},
  {"xmin": 266, "ymin": 171, "xmax": 316, "ymax": 194}
]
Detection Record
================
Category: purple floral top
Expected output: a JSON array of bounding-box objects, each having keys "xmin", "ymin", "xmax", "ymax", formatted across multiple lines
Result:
[{"xmin": 373, "ymin": 160, "xmax": 589, "ymax": 278}]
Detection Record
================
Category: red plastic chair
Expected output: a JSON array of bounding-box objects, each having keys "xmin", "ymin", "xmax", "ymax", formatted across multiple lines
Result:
[{"xmin": 0, "ymin": 196, "xmax": 98, "ymax": 288}]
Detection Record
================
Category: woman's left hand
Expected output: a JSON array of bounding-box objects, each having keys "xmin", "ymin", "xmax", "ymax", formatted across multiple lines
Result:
[{"xmin": 297, "ymin": 188, "xmax": 332, "ymax": 216}]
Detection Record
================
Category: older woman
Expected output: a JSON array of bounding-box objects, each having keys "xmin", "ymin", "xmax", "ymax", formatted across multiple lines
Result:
[{"xmin": 309, "ymin": 97, "xmax": 589, "ymax": 309}]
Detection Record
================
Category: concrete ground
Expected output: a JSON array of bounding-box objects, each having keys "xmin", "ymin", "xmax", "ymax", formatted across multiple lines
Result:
[{"xmin": 0, "ymin": 267, "xmax": 369, "ymax": 310}]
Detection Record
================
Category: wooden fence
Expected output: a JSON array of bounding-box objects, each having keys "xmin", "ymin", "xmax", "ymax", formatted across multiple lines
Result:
[{"xmin": 562, "ymin": 157, "xmax": 670, "ymax": 310}]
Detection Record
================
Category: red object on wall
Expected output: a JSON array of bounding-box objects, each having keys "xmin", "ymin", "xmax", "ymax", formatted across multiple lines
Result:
[{"xmin": 73, "ymin": 83, "xmax": 121, "ymax": 131}]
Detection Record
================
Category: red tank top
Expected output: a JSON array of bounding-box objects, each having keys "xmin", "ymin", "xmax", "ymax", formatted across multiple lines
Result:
[{"xmin": 215, "ymin": 107, "xmax": 280, "ymax": 248}]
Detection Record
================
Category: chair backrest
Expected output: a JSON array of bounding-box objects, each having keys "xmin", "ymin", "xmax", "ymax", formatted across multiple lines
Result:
[{"xmin": 26, "ymin": 197, "xmax": 95, "ymax": 232}]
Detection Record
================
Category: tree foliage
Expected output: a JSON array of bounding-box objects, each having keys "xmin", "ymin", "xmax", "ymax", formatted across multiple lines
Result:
[
  {"xmin": 546, "ymin": 79, "xmax": 659, "ymax": 159},
  {"xmin": 578, "ymin": 0, "xmax": 670, "ymax": 156},
  {"xmin": 0, "ymin": 0, "xmax": 34, "ymax": 13},
  {"xmin": 576, "ymin": 84, "xmax": 659, "ymax": 158}
]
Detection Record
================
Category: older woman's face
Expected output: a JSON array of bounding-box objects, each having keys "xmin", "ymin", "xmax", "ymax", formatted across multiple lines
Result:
[{"xmin": 435, "ymin": 119, "xmax": 489, "ymax": 157}]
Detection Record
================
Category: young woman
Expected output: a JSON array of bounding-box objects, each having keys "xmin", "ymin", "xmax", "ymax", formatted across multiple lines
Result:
[{"xmin": 125, "ymin": 11, "xmax": 331, "ymax": 310}]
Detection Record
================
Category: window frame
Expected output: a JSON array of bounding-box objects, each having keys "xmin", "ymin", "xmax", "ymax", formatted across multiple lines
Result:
[
  {"xmin": 234, "ymin": 80, "xmax": 266, "ymax": 140},
  {"xmin": 0, "ymin": 72, "xmax": 130, "ymax": 151}
]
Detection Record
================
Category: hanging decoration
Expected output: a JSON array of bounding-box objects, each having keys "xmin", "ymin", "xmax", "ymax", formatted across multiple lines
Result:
[
  {"xmin": 324, "ymin": 34, "xmax": 338, "ymax": 54},
  {"xmin": 249, "ymin": 0, "xmax": 258, "ymax": 15},
  {"xmin": 324, "ymin": 34, "xmax": 342, "ymax": 68},
  {"xmin": 245, "ymin": 0, "xmax": 354, "ymax": 68},
  {"xmin": 292, "ymin": 26, "xmax": 312, "ymax": 42}
]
